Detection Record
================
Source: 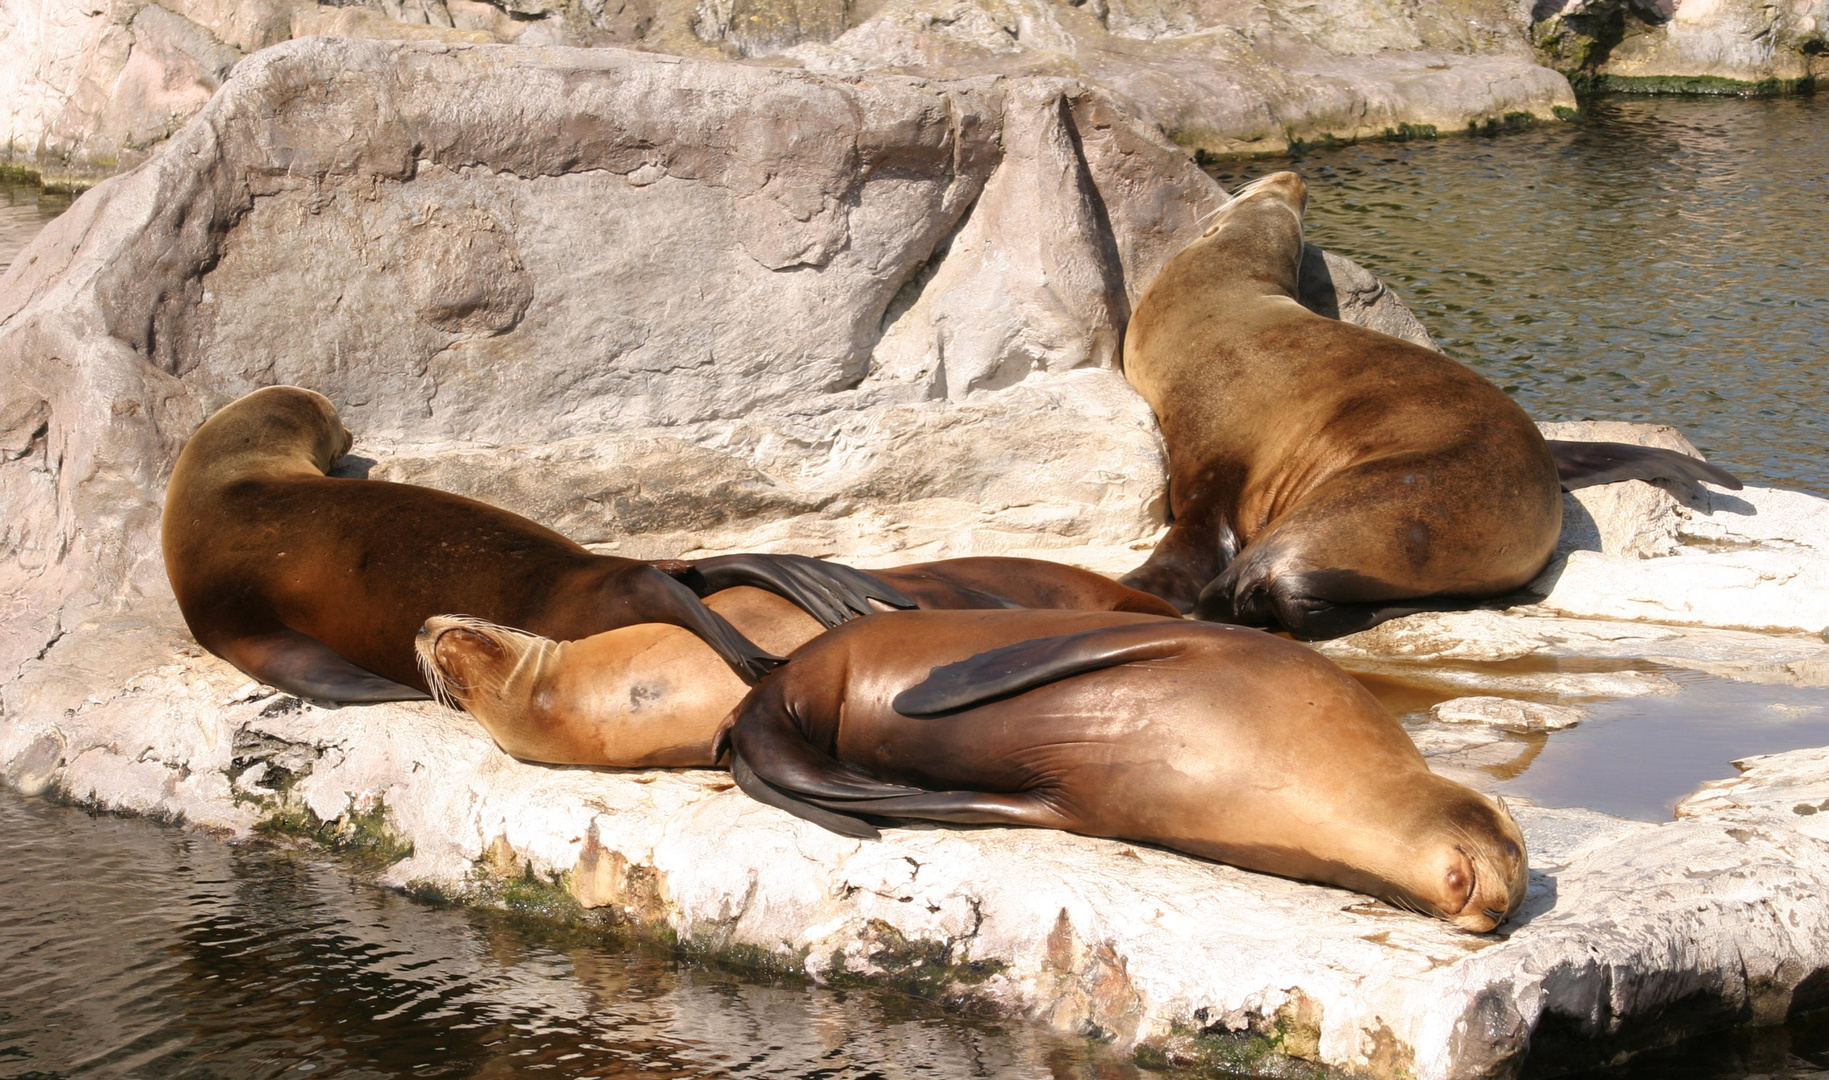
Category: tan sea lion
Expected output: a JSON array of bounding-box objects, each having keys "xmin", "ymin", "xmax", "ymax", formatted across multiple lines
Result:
[
  {"xmin": 414, "ymin": 558, "xmax": 1178, "ymax": 767},
  {"xmin": 1119, "ymin": 172, "xmax": 1741, "ymax": 638},
  {"xmin": 162, "ymin": 386, "xmax": 912, "ymax": 702},
  {"xmin": 720, "ymin": 608, "xmax": 1530, "ymax": 931}
]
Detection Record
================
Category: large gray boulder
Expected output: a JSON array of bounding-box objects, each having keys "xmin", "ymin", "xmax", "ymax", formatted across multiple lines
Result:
[
  {"xmin": 0, "ymin": 36, "xmax": 1430, "ymax": 685},
  {"xmin": 1, "ymin": 0, "xmax": 1577, "ymax": 186}
]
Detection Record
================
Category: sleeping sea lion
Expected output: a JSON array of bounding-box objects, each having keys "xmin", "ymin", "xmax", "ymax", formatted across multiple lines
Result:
[
  {"xmin": 415, "ymin": 558, "xmax": 1178, "ymax": 767},
  {"xmin": 720, "ymin": 608, "xmax": 1530, "ymax": 931},
  {"xmin": 162, "ymin": 386, "xmax": 911, "ymax": 702},
  {"xmin": 1119, "ymin": 171, "xmax": 1741, "ymax": 638}
]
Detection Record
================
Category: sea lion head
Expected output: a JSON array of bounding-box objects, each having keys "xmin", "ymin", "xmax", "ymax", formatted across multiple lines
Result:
[
  {"xmin": 1394, "ymin": 787, "xmax": 1529, "ymax": 932},
  {"xmin": 189, "ymin": 385, "xmax": 354, "ymax": 477},
  {"xmin": 1162, "ymin": 170, "xmax": 1310, "ymax": 303},
  {"xmin": 1200, "ymin": 170, "xmax": 1308, "ymax": 239},
  {"xmin": 415, "ymin": 615, "xmax": 549, "ymax": 720}
]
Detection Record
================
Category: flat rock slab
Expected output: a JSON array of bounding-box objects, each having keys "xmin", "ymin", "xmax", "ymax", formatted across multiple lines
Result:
[{"xmin": 5, "ymin": 606, "xmax": 1829, "ymax": 1080}]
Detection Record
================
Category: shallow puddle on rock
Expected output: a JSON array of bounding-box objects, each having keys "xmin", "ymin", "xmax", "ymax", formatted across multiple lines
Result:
[
  {"xmin": 1493, "ymin": 670, "xmax": 1829, "ymax": 821},
  {"xmin": 1354, "ymin": 663, "xmax": 1829, "ymax": 822}
]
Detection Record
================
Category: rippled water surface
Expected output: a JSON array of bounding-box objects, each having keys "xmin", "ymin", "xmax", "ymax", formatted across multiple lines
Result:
[
  {"xmin": 0, "ymin": 790, "xmax": 1170, "ymax": 1080},
  {"xmin": 1207, "ymin": 94, "xmax": 1829, "ymax": 493},
  {"xmin": 0, "ymin": 179, "xmax": 70, "ymax": 274}
]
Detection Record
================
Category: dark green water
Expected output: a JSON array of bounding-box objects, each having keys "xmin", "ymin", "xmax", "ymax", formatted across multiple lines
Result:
[
  {"xmin": 0, "ymin": 790, "xmax": 1170, "ymax": 1080},
  {"xmin": 0, "ymin": 179, "xmax": 70, "ymax": 274},
  {"xmin": 1207, "ymin": 94, "xmax": 1829, "ymax": 494}
]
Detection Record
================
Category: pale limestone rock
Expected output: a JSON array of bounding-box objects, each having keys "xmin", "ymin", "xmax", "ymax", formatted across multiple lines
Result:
[
  {"xmin": 10, "ymin": 614, "xmax": 1829, "ymax": 1080},
  {"xmin": 1536, "ymin": 0, "xmax": 1829, "ymax": 87},
  {"xmin": 1517, "ymin": 421, "xmax": 1829, "ymax": 635},
  {"xmin": 1, "ymin": 0, "xmax": 1578, "ymax": 186},
  {"xmin": 1324, "ymin": 609, "xmax": 1829, "ymax": 688},
  {"xmin": 0, "ymin": 38, "xmax": 1439, "ymax": 680},
  {"xmin": 1430, "ymin": 696, "xmax": 1587, "ymax": 731},
  {"xmin": 780, "ymin": 0, "xmax": 1577, "ymax": 156}
]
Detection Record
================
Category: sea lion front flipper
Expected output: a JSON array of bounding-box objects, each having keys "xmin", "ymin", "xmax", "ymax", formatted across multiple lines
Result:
[
  {"xmin": 677, "ymin": 554, "xmax": 919, "ymax": 627},
  {"xmin": 217, "ymin": 627, "xmax": 430, "ymax": 703},
  {"xmin": 730, "ymin": 750, "xmax": 882, "ymax": 839},
  {"xmin": 630, "ymin": 568, "xmax": 787, "ymax": 684},
  {"xmin": 893, "ymin": 622, "xmax": 1186, "ymax": 717},
  {"xmin": 1547, "ymin": 440, "xmax": 1743, "ymax": 491}
]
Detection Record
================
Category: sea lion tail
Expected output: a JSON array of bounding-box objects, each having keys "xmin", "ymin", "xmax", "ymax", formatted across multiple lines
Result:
[
  {"xmin": 1547, "ymin": 439, "xmax": 1743, "ymax": 491},
  {"xmin": 893, "ymin": 621, "xmax": 1190, "ymax": 717}
]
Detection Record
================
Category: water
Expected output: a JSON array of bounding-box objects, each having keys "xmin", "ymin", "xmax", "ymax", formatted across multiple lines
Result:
[
  {"xmin": 1206, "ymin": 94, "xmax": 1829, "ymax": 494},
  {"xmin": 0, "ymin": 179, "xmax": 71, "ymax": 274},
  {"xmin": 0, "ymin": 790, "xmax": 1169, "ymax": 1080}
]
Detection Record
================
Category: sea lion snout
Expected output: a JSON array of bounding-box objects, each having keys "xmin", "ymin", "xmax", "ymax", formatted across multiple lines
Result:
[
  {"xmin": 414, "ymin": 616, "xmax": 522, "ymax": 711},
  {"xmin": 1411, "ymin": 797, "xmax": 1529, "ymax": 932}
]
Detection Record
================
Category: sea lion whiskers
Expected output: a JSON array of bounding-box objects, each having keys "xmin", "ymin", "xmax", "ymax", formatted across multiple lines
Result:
[{"xmin": 415, "ymin": 615, "xmax": 545, "ymax": 715}]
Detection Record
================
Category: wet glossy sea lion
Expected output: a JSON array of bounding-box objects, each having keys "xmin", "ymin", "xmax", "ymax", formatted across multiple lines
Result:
[
  {"xmin": 721, "ymin": 609, "xmax": 1530, "ymax": 931},
  {"xmin": 415, "ymin": 558, "xmax": 1177, "ymax": 766},
  {"xmin": 162, "ymin": 386, "xmax": 911, "ymax": 702},
  {"xmin": 1119, "ymin": 172, "xmax": 1741, "ymax": 639}
]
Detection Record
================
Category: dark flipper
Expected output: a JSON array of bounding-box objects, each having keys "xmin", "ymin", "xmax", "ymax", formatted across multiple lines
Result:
[
  {"xmin": 216, "ymin": 627, "xmax": 429, "ymax": 703},
  {"xmin": 639, "ymin": 569, "xmax": 786, "ymax": 684},
  {"xmin": 893, "ymin": 622, "xmax": 1187, "ymax": 717},
  {"xmin": 672, "ymin": 553, "xmax": 919, "ymax": 627},
  {"xmin": 1548, "ymin": 440, "xmax": 1743, "ymax": 492},
  {"xmin": 730, "ymin": 750, "xmax": 882, "ymax": 839},
  {"xmin": 802, "ymin": 789, "xmax": 1066, "ymax": 829},
  {"xmin": 1119, "ymin": 515, "xmax": 1239, "ymax": 614}
]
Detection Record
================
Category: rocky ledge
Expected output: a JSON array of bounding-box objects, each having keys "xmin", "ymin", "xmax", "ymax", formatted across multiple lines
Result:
[{"xmin": 5, "ymin": 36, "xmax": 1829, "ymax": 1080}]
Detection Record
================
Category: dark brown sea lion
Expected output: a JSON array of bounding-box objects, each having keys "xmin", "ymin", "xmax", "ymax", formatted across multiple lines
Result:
[
  {"xmin": 414, "ymin": 558, "xmax": 1178, "ymax": 766},
  {"xmin": 1118, "ymin": 171, "xmax": 1741, "ymax": 639},
  {"xmin": 162, "ymin": 386, "xmax": 912, "ymax": 702},
  {"xmin": 720, "ymin": 608, "xmax": 1530, "ymax": 931}
]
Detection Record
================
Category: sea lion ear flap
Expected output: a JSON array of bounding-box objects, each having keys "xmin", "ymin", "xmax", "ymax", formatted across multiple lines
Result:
[
  {"xmin": 1546, "ymin": 440, "xmax": 1743, "ymax": 491},
  {"xmin": 893, "ymin": 622, "xmax": 1187, "ymax": 718}
]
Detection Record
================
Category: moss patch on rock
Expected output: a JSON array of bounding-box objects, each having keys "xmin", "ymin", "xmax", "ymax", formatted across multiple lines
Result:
[{"xmin": 1567, "ymin": 72, "xmax": 1817, "ymax": 96}]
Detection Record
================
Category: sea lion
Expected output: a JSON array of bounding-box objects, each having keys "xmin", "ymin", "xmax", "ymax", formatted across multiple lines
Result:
[
  {"xmin": 162, "ymin": 386, "xmax": 912, "ymax": 702},
  {"xmin": 415, "ymin": 557, "xmax": 1178, "ymax": 767},
  {"xmin": 1119, "ymin": 171, "xmax": 1741, "ymax": 638},
  {"xmin": 720, "ymin": 608, "xmax": 1530, "ymax": 931}
]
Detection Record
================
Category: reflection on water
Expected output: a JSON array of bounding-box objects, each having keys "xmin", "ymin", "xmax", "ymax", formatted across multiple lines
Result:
[
  {"xmin": 1207, "ymin": 94, "xmax": 1829, "ymax": 493},
  {"xmin": 1496, "ymin": 672, "xmax": 1829, "ymax": 821},
  {"xmin": 1357, "ymin": 663, "xmax": 1829, "ymax": 822},
  {"xmin": 0, "ymin": 790, "xmax": 1163, "ymax": 1080},
  {"xmin": 0, "ymin": 179, "xmax": 71, "ymax": 274}
]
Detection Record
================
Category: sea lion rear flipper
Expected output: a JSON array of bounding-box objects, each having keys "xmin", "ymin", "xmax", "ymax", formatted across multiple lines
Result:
[
  {"xmin": 804, "ymin": 789, "xmax": 1067, "ymax": 829},
  {"xmin": 218, "ymin": 627, "xmax": 429, "ymax": 703},
  {"xmin": 677, "ymin": 554, "xmax": 919, "ymax": 627},
  {"xmin": 894, "ymin": 622, "xmax": 1186, "ymax": 717},
  {"xmin": 730, "ymin": 750, "xmax": 882, "ymax": 839},
  {"xmin": 1547, "ymin": 440, "xmax": 1743, "ymax": 491}
]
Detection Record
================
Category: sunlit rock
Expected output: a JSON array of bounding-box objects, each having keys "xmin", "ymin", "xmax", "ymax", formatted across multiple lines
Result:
[
  {"xmin": 1430, "ymin": 696, "xmax": 1587, "ymax": 731},
  {"xmin": 1534, "ymin": 0, "xmax": 1829, "ymax": 90},
  {"xmin": 8, "ymin": 617, "xmax": 1829, "ymax": 1080}
]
